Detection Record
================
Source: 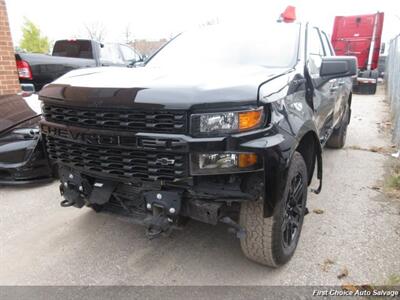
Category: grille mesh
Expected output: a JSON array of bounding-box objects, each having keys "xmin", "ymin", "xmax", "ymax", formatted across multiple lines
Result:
[
  {"xmin": 46, "ymin": 136, "xmax": 187, "ymax": 181},
  {"xmin": 42, "ymin": 104, "xmax": 187, "ymax": 133}
]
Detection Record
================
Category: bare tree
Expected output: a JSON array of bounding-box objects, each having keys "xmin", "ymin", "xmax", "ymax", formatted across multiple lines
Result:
[{"xmin": 84, "ymin": 22, "xmax": 106, "ymax": 42}]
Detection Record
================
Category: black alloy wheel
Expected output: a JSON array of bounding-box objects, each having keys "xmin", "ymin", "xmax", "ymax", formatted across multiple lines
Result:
[{"xmin": 282, "ymin": 172, "xmax": 304, "ymax": 249}]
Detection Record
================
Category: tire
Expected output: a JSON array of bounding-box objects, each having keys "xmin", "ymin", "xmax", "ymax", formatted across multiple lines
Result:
[
  {"xmin": 326, "ymin": 103, "xmax": 349, "ymax": 149},
  {"xmin": 365, "ymin": 70, "xmax": 378, "ymax": 95},
  {"xmin": 370, "ymin": 70, "xmax": 379, "ymax": 80},
  {"xmin": 368, "ymin": 70, "xmax": 378, "ymax": 94},
  {"xmin": 369, "ymin": 82, "xmax": 377, "ymax": 95},
  {"xmin": 239, "ymin": 152, "xmax": 308, "ymax": 267}
]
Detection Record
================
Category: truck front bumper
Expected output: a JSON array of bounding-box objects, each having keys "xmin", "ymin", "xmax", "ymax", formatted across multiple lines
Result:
[{"xmin": 41, "ymin": 119, "xmax": 294, "ymax": 229}]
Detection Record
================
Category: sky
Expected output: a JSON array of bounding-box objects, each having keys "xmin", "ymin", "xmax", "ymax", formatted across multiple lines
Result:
[{"xmin": 5, "ymin": 0, "xmax": 400, "ymax": 47}]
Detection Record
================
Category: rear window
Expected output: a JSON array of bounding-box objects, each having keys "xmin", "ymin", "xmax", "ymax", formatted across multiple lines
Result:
[{"xmin": 52, "ymin": 40, "xmax": 93, "ymax": 59}]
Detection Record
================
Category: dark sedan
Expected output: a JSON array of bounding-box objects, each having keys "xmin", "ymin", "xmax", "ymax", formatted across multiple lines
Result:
[{"xmin": 0, "ymin": 94, "xmax": 52, "ymax": 184}]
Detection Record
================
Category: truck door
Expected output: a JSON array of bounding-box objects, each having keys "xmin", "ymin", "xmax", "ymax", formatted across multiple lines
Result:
[
  {"xmin": 321, "ymin": 30, "xmax": 346, "ymax": 128},
  {"xmin": 306, "ymin": 26, "xmax": 337, "ymax": 142}
]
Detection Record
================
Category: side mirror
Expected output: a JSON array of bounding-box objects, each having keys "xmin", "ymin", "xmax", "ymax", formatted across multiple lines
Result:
[{"xmin": 320, "ymin": 56, "xmax": 357, "ymax": 79}]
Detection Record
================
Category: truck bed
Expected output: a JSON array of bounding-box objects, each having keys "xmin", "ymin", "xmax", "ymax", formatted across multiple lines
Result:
[{"xmin": 16, "ymin": 52, "xmax": 97, "ymax": 91}]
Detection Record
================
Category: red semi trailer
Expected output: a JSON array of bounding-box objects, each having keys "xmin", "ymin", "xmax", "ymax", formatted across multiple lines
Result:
[{"xmin": 331, "ymin": 12, "xmax": 384, "ymax": 94}]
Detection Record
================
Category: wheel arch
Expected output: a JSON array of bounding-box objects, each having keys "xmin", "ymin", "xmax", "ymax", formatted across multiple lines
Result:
[
  {"xmin": 294, "ymin": 130, "xmax": 321, "ymax": 186},
  {"xmin": 348, "ymin": 91, "xmax": 352, "ymax": 107},
  {"xmin": 347, "ymin": 92, "xmax": 352, "ymax": 125},
  {"xmin": 261, "ymin": 124, "xmax": 322, "ymax": 218}
]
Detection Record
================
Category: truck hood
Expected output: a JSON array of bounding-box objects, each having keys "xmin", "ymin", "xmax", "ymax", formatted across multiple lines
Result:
[
  {"xmin": 0, "ymin": 95, "xmax": 39, "ymax": 134},
  {"xmin": 39, "ymin": 65, "xmax": 290, "ymax": 110}
]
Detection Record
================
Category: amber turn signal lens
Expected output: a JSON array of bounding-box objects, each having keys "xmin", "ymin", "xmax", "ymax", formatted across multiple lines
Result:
[
  {"xmin": 239, "ymin": 109, "xmax": 263, "ymax": 131},
  {"xmin": 238, "ymin": 153, "xmax": 258, "ymax": 168}
]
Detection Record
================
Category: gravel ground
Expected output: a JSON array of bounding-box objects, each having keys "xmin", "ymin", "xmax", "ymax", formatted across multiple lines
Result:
[{"xmin": 0, "ymin": 87, "xmax": 399, "ymax": 286}]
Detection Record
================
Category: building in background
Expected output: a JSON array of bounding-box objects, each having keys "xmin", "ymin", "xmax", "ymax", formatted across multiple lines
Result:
[{"xmin": 0, "ymin": 0, "xmax": 19, "ymax": 96}]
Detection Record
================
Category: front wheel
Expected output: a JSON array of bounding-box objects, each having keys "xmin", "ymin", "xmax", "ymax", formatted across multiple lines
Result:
[{"xmin": 239, "ymin": 152, "xmax": 308, "ymax": 267}]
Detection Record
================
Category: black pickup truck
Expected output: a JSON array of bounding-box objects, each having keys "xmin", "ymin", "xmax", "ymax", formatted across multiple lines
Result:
[
  {"xmin": 16, "ymin": 39, "xmax": 143, "ymax": 92},
  {"xmin": 39, "ymin": 21, "xmax": 356, "ymax": 267}
]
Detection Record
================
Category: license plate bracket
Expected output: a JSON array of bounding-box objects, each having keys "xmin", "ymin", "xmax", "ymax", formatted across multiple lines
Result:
[{"xmin": 143, "ymin": 191, "xmax": 182, "ymax": 216}]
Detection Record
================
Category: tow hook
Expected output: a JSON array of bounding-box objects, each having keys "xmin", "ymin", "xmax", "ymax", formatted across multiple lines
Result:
[
  {"xmin": 60, "ymin": 199, "xmax": 75, "ymax": 207},
  {"xmin": 144, "ymin": 212, "xmax": 172, "ymax": 239},
  {"xmin": 143, "ymin": 191, "xmax": 182, "ymax": 239},
  {"xmin": 58, "ymin": 166, "xmax": 88, "ymax": 208},
  {"xmin": 220, "ymin": 216, "xmax": 246, "ymax": 239}
]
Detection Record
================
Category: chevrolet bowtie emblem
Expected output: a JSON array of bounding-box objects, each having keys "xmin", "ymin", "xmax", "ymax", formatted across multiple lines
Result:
[{"xmin": 155, "ymin": 158, "xmax": 175, "ymax": 166}]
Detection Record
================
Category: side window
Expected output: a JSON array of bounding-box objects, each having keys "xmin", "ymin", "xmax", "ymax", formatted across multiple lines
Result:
[
  {"xmin": 321, "ymin": 31, "xmax": 335, "ymax": 56},
  {"xmin": 100, "ymin": 43, "xmax": 124, "ymax": 64},
  {"xmin": 307, "ymin": 27, "xmax": 325, "ymax": 76},
  {"xmin": 120, "ymin": 45, "xmax": 140, "ymax": 62}
]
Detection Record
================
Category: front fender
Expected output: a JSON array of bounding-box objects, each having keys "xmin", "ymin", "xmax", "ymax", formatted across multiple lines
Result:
[
  {"xmin": 238, "ymin": 127, "xmax": 294, "ymax": 217},
  {"xmin": 241, "ymin": 93, "xmax": 323, "ymax": 217},
  {"xmin": 292, "ymin": 122, "xmax": 323, "ymax": 193}
]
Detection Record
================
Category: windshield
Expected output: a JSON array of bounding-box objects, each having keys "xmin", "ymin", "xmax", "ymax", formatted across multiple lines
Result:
[{"xmin": 147, "ymin": 23, "xmax": 300, "ymax": 68}]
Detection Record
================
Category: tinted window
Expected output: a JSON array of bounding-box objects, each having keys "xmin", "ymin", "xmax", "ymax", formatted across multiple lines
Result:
[
  {"xmin": 53, "ymin": 40, "xmax": 93, "ymax": 59},
  {"xmin": 307, "ymin": 27, "xmax": 325, "ymax": 75},
  {"xmin": 100, "ymin": 43, "xmax": 124, "ymax": 64},
  {"xmin": 147, "ymin": 23, "xmax": 300, "ymax": 68}
]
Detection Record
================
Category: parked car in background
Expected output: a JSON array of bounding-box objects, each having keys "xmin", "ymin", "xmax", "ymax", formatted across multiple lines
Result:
[
  {"xmin": 16, "ymin": 39, "xmax": 143, "ymax": 92},
  {"xmin": 0, "ymin": 94, "xmax": 52, "ymax": 184}
]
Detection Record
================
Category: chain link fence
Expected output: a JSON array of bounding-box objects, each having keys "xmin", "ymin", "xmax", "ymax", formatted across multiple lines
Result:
[{"xmin": 386, "ymin": 34, "xmax": 400, "ymax": 146}]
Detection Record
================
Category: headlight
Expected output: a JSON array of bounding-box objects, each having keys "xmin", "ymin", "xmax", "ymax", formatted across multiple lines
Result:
[
  {"xmin": 191, "ymin": 108, "xmax": 264, "ymax": 136},
  {"xmin": 190, "ymin": 152, "xmax": 261, "ymax": 175}
]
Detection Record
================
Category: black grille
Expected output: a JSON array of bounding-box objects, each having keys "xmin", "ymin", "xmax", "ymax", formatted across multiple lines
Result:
[
  {"xmin": 46, "ymin": 136, "xmax": 188, "ymax": 181},
  {"xmin": 42, "ymin": 104, "xmax": 187, "ymax": 133}
]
